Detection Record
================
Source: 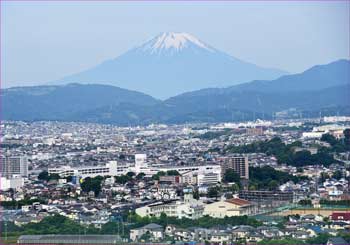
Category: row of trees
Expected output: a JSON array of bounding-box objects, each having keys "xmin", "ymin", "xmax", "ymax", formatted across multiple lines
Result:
[
  {"xmin": 0, "ymin": 215, "xmax": 98, "ymax": 237},
  {"xmin": 198, "ymin": 129, "xmax": 232, "ymax": 140},
  {"xmin": 1, "ymin": 213, "xmax": 262, "ymax": 239},
  {"xmin": 319, "ymin": 199, "xmax": 350, "ymax": 206},
  {"xmin": 222, "ymin": 164, "xmax": 305, "ymax": 192},
  {"xmin": 321, "ymin": 130, "xmax": 350, "ymax": 152},
  {"xmin": 0, "ymin": 198, "xmax": 46, "ymax": 209},
  {"xmin": 38, "ymin": 171, "xmax": 60, "ymax": 182},
  {"xmin": 249, "ymin": 166, "xmax": 308, "ymax": 190},
  {"xmin": 80, "ymin": 176, "xmax": 104, "ymax": 196},
  {"xmin": 152, "ymin": 170, "xmax": 180, "ymax": 180},
  {"xmin": 226, "ymin": 137, "xmax": 338, "ymax": 167},
  {"xmin": 3, "ymin": 214, "xmax": 350, "ymax": 244},
  {"xmin": 126, "ymin": 212, "xmax": 262, "ymax": 229}
]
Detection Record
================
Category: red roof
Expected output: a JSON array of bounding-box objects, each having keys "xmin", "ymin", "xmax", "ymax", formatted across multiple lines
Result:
[
  {"xmin": 331, "ymin": 212, "xmax": 350, "ymax": 221},
  {"xmin": 225, "ymin": 198, "xmax": 251, "ymax": 206}
]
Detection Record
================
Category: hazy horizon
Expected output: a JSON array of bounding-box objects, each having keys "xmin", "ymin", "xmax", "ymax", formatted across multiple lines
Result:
[{"xmin": 1, "ymin": 1, "xmax": 349, "ymax": 89}]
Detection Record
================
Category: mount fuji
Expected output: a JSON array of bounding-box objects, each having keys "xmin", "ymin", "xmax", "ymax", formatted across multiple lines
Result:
[{"xmin": 57, "ymin": 32, "xmax": 288, "ymax": 99}]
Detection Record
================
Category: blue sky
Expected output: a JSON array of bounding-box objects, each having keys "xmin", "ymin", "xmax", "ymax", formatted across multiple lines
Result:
[{"xmin": 1, "ymin": 1, "xmax": 349, "ymax": 88}]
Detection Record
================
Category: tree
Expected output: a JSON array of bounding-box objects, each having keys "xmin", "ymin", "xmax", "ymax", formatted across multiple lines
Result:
[
  {"xmin": 136, "ymin": 173, "xmax": 145, "ymax": 180},
  {"xmin": 223, "ymin": 169, "xmax": 241, "ymax": 184},
  {"xmin": 49, "ymin": 173, "xmax": 60, "ymax": 181},
  {"xmin": 38, "ymin": 171, "xmax": 60, "ymax": 181},
  {"xmin": 305, "ymin": 233, "xmax": 331, "ymax": 244},
  {"xmin": 66, "ymin": 175, "xmax": 73, "ymax": 182},
  {"xmin": 19, "ymin": 214, "xmax": 99, "ymax": 235},
  {"xmin": 140, "ymin": 231, "xmax": 152, "ymax": 242},
  {"xmin": 321, "ymin": 133, "xmax": 338, "ymax": 146},
  {"xmin": 344, "ymin": 129, "xmax": 350, "ymax": 146},
  {"xmin": 229, "ymin": 183, "xmax": 240, "ymax": 192},
  {"xmin": 332, "ymin": 170, "xmax": 343, "ymax": 180},
  {"xmin": 166, "ymin": 170, "xmax": 180, "ymax": 176},
  {"xmin": 115, "ymin": 175, "xmax": 131, "ymax": 184},
  {"xmin": 298, "ymin": 199, "xmax": 312, "ymax": 206},
  {"xmin": 38, "ymin": 171, "xmax": 49, "ymax": 181},
  {"xmin": 81, "ymin": 176, "xmax": 103, "ymax": 196},
  {"xmin": 193, "ymin": 189, "xmax": 200, "ymax": 200},
  {"xmin": 268, "ymin": 180, "xmax": 279, "ymax": 190},
  {"xmin": 126, "ymin": 172, "xmax": 135, "ymax": 178},
  {"xmin": 225, "ymin": 137, "xmax": 338, "ymax": 167},
  {"xmin": 208, "ymin": 187, "xmax": 220, "ymax": 199},
  {"xmin": 320, "ymin": 131, "xmax": 350, "ymax": 152},
  {"xmin": 152, "ymin": 171, "xmax": 166, "ymax": 180},
  {"xmin": 249, "ymin": 166, "xmax": 307, "ymax": 190},
  {"xmin": 320, "ymin": 172, "xmax": 330, "ymax": 183}
]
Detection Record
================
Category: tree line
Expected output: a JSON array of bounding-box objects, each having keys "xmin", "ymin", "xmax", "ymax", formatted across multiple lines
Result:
[{"xmin": 225, "ymin": 136, "xmax": 341, "ymax": 167}]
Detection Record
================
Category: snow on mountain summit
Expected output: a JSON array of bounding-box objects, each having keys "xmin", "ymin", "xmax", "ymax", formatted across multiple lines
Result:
[
  {"xmin": 57, "ymin": 31, "xmax": 288, "ymax": 99},
  {"xmin": 139, "ymin": 32, "xmax": 214, "ymax": 54}
]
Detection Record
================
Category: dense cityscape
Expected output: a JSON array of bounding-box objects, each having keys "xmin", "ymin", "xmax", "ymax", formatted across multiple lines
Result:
[
  {"xmin": 1, "ymin": 116, "xmax": 349, "ymax": 244},
  {"xmin": 2, "ymin": 0, "xmax": 350, "ymax": 244}
]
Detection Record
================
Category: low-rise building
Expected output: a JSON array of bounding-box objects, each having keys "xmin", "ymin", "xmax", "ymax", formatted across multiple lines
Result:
[
  {"xmin": 130, "ymin": 223, "xmax": 164, "ymax": 242},
  {"xmin": 204, "ymin": 198, "xmax": 255, "ymax": 218}
]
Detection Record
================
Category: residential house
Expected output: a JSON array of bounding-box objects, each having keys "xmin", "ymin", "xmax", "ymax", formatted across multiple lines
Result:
[{"xmin": 130, "ymin": 223, "xmax": 164, "ymax": 242}]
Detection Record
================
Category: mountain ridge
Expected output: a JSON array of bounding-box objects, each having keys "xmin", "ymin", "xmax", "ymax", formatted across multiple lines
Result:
[
  {"xmin": 56, "ymin": 32, "xmax": 287, "ymax": 99},
  {"xmin": 229, "ymin": 59, "xmax": 350, "ymax": 93},
  {"xmin": 3, "ymin": 59, "xmax": 349, "ymax": 125}
]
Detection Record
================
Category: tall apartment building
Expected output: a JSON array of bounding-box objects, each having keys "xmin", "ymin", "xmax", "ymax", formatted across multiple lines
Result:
[
  {"xmin": 246, "ymin": 127, "xmax": 264, "ymax": 136},
  {"xmin": 218, "ymin": 156, "xmax": 249, "ymax": 180},
  {"xmin": 0, "ymin": 155, "xmax": 28, "ymax": 178}
]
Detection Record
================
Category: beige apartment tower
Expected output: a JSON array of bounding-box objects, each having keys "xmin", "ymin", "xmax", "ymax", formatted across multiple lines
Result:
[{"xmin": 219, "ymin": 156, "xmax": 249, "ymax": 180}]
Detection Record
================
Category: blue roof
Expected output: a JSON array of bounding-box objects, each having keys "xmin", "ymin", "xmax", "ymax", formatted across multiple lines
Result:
[{"xmin": 308, "ymin": 225, "xmax": 325, "ymax": 234}]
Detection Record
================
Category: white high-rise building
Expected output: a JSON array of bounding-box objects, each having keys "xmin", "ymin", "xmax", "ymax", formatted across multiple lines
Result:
[
  {"xmin": 0, "ymin": 156, "xmax": 28, "ymax": 178},
  {"xmin": 0, "ymin": 175, "xmax": 24, "ymax": 191},
  {"xmin": 134, "ymin": 154, "xmax": 149, "ymax": 174}
]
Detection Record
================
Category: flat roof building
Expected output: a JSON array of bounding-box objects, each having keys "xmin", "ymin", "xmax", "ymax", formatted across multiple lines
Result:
[
  {"xmin": 218, "ymin": 156, "xmax": 249, "ymax": 180},
  {"xmin": 48, "ymin": 161, "xmax": 131, "ymax": 179},
  {"xmin": 0, "ymin": 155, "xmax": 28, "ymax": 178}
]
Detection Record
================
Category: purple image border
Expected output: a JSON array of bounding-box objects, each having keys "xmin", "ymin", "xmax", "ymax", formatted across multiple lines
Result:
[{"xmin": 0, "ymin": 0, "xmax": 349, "ymax": 244}]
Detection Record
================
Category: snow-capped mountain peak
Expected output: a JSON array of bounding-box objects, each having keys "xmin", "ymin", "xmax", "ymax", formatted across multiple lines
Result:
[
  {"xmin": 58, "ymin": 32, "xmax": 288, "ymax": 99},
  {"xmin": 139, "ymin": 32, "xmax": 214, "ymax": 54}
]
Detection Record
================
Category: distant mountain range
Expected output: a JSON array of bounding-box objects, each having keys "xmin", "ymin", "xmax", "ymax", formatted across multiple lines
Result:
[
  {"xmin": 2, "ymin": 84, "xmax": 158, "ymax": 121},
  {"xmin": 56, "ymin": 32, "xmax": 287, "ymax": 99},
  {"xmin": 3, "ymin": 59, "xmax": 349, "ymax": 125}
]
